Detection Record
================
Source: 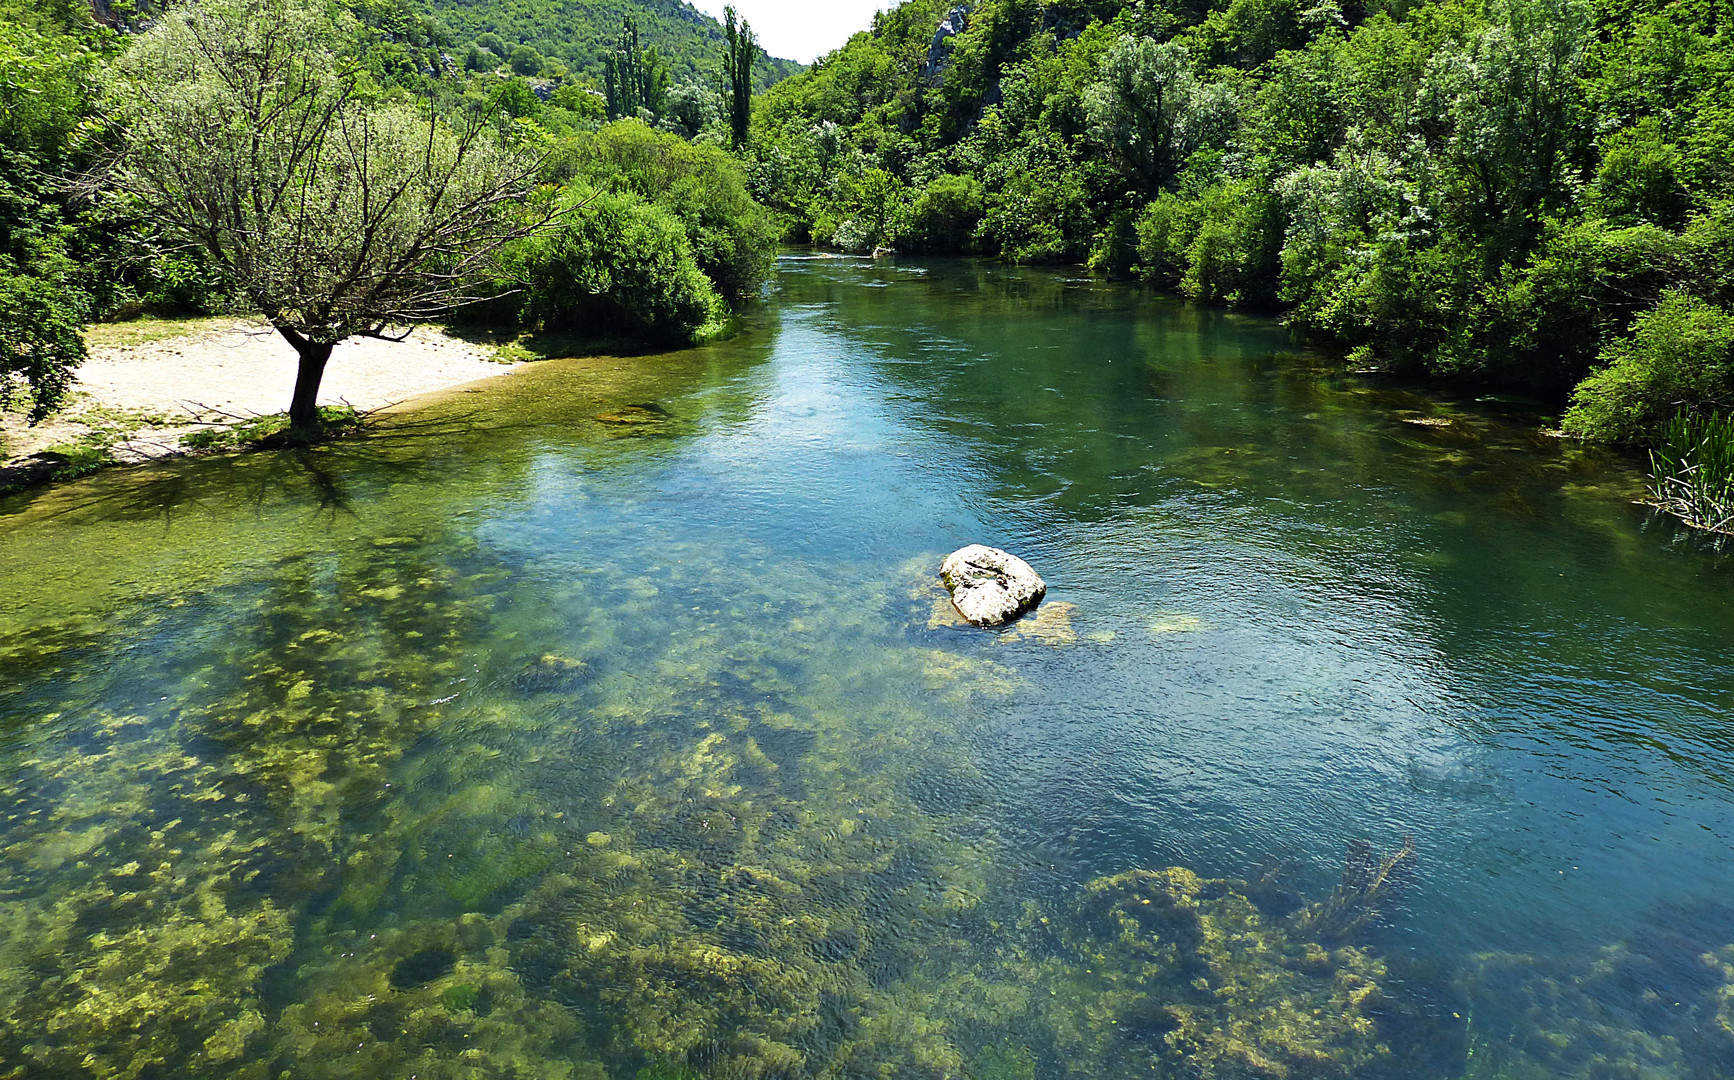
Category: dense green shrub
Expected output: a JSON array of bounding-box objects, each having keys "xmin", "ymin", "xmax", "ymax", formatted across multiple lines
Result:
[
  {"xmin": 0, "ymin": 268, "xmax": 87, "ymax": 420},
  {"xmin": 830, "ymin": 168, "xmax": 908, "ymax": 253},
  {"xmin": 901, "ymin": 174, "xmax": 985, "ymax": 253},
  {"xmin": 1134, "ymin": 194, "xmax": 1190, "ymax": 287},
  {"xmin": 977, "ymin": 132, "xmax": 1093, "ymax": 263},
  {"xmin": 1564, "ymin": 292, "xmax": 1734, "ymax": 444},
  {"xmin": 556, "ymin": 121, "xmax": 777, "ymax": 304},
  {"xmin": 1589, "ymin": 122, "xmax": 1692, "ymax": 229},
  {"xmin": 484, "ymin": 189, "xmax": 724, "ymax": 343},
  {"xmin": 1486, "ymin": 218, "xmax": 1694, "ymax": 390}
]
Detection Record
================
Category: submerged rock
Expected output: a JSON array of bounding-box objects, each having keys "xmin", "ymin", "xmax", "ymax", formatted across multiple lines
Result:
[
  {"xmin": 941, "ymin": 545, "xmax": 1046, "ymax": 627},
  {"xmin": 999, "ymin": 600, "xmax": 1078, "ymax": 645},
  {"xmin": 515, "ymin": 653, "xmax": 591, "ymax": 694}
]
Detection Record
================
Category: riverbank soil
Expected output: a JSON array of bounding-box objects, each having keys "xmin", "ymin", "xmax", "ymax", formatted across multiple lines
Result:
[{"xmin": 0, "ymin": 318, "xmax": 520, "ymax": 487}]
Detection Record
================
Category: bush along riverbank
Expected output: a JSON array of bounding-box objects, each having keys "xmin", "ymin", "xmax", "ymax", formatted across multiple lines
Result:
[
  {"xmin": 0, "ymin": 0, "xmax": 780, "ymax": 485},
  {"xmin": 742, "ymin": 0, "xmax": 1734, "ymax": 531}
]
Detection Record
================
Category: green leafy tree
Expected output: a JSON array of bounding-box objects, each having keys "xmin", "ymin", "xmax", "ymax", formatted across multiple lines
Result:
[
  {"xmin": 603, "ymin": 17, "xmax": 670, "ymax": 122},
  {"xmin": 462, "ymin": 43, "xmax": 496, "ymax": 71},
  {"xmin": 662, "ymin": 80, "xmax": 723, "ymax": 140},
  {"xmin": 0, "ymin": 15, "xmax": 102, "ymax": 420},
  {"xmin": 1085, "ymin": 36, "xmax": 1238, "ymax": 190},
  {"xmin": 100, "ymin": 0, "xmax": 556, "ymax": 436},
  {"xmin": 508, "ymin": 43, "xmax": 544, "ymax": 76},
  {"xmin": 1421, "ymin": 0, "xmax": 1590, "ymax": 246},
  {"xmin": 721, "ymin": 5, "xmax": 761, "ymax": 148}
]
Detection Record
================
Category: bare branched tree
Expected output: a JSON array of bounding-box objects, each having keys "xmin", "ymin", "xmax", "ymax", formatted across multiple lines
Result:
[{"xmin": 97, "ymin": 0, "xmax": 560, "ymax": 435}]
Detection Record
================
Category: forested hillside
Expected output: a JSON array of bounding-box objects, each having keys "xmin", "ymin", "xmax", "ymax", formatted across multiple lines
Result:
[
  {"xmin": 423, "ymin": 0, "xmax": 800, "ymax": 86},
  {"xmin": 747, "ymin": 0, "xmax": 1734, "ymax": 451}
]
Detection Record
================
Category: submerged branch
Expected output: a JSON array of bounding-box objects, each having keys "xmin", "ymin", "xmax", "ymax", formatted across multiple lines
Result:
[{"xmin": 1289, "ymin": 834, "xmax": 1416, "ymax": 941}]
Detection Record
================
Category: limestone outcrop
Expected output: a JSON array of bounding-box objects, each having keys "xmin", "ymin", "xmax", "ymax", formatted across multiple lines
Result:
[{"xmin": 940, "ymin": 545, "xmax": 1046, "ymax": 626}]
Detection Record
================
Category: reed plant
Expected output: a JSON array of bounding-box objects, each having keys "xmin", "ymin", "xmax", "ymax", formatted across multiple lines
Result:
[{"xmin": 1647, "ymin": 411, "xmax": 1734, "ymax": 534}]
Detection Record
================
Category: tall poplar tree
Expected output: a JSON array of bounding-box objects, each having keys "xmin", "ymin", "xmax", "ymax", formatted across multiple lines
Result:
[
  {"xmin": 603, "ymin": 16, "xmax": 670, "ymax": 122},
  {"xmin": 721, "ymin": 6, "xmax": 760, "ymax": 148}
]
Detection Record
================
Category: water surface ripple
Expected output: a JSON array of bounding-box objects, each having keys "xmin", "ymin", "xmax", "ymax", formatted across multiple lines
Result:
[{"xmin": 3, "ymin": 259, "xmax": 1733, "ymax": 1079}]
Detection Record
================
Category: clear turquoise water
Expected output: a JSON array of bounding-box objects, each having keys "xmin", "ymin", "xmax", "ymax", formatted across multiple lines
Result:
[{"xmin": 4, "ymin": 258, "xmax": 1734, "ymax": 1079}]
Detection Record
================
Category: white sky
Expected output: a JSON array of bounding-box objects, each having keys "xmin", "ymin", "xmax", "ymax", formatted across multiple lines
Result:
[{"xmin": 689, "ymin": 1, "xmax": 895, "ymax": 64}]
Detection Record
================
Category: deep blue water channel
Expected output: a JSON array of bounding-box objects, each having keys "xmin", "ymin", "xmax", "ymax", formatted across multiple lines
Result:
[{"xmin": 3, "ymin": 258, "xmax": 1733, "ymax": 1079}]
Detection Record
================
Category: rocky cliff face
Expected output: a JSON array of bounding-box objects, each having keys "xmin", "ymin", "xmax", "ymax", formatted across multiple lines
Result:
[{"xmin": 922, "ymin": 4, "xmax": 971, "ymax": 84}]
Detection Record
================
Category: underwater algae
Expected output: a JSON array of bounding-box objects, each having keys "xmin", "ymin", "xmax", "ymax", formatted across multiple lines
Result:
[
  {"xmin": 1456, "ymin": 933, "xmax": 1734, "ymax": 1080},
  {"xmin": 1021, "ymin": 868, "xmax": 1401, "ymax": 1080},
  {"xmin": 5, "ymin": 284, "xmax": 1726, "ymax": 1080},
  {"xmin": 0, "ymin": 527, "xmax": 1463, "ymax": 1080}
]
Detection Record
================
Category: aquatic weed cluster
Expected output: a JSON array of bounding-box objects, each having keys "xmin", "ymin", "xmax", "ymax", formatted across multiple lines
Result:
[
  {"xmin": 0, "ymin": 535, "xmax": 1447, "ymax": 1080},
  {"xmin": 3, "ymin": 532, "xmax": 1732, "ymax": 1080},
  {"xmin": 1647, "ymin": 412, "xmax": 1734, "ymax": 536}
]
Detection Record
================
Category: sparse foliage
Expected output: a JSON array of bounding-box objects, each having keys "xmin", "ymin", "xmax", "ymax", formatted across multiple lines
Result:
[{"xmin": 100, "ymin": 0, "xmax": 557, "ymax": 435}]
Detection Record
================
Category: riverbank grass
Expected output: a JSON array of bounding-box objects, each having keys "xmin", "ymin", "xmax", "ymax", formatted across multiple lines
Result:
[
  {"xmin": 1647, "ymin": 412, "xmax": 1734, "ymax": 534},
  {"xmin": 180, "ymin": 405, "xmax": 367, "ymax": 451},
  {"xmin": 85, "ymin": 316, "xmax": 236, "ymax": 349}
]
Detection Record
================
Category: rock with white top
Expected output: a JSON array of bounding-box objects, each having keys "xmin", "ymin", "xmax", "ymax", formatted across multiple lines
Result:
[{"xmin": 940, "ymin": 545, "xmax": 1046, "ymax": 627}]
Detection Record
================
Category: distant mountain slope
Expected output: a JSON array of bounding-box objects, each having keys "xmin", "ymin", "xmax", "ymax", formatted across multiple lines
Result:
[{"xmin": 419, "ymin": 0, "xmax": 801, "ymax": 88}]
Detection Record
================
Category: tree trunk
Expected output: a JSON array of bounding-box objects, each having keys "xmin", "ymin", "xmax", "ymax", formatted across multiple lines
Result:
[{"xmin": 284, "ymin": 333, "xmax": 334, "ymax": 440}]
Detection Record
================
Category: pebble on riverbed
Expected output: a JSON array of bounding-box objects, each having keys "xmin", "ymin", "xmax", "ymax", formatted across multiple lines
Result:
[{"xmin": 940, "ymin": 545, "xmax": 1047, "ymax": 627}]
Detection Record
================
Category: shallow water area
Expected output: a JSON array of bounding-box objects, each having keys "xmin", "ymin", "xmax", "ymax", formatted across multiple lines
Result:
[{"xmin": 4, "ymin": 258, "xmax": 1734, "ymax": 1079}]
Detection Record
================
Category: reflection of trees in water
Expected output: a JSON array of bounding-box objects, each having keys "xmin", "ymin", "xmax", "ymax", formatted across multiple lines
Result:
[{"xmin": 5, "ymin": 269, "xmax": 1734, "ymax": 1078}]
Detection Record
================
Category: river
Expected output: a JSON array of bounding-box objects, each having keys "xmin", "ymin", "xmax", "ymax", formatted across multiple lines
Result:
[{"xmin": 3, "ymin": 257, "xmax": 1733, "ymax": 1079}]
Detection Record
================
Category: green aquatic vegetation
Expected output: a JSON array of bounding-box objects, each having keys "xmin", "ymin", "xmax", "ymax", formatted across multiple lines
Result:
[
  {"xmin": 0, "ymin": 522, "xmax": 1456, "ymax": 1080},
  {"xmin": 1017, "ymin": 867, "xmax": 1403, "ymax": 1080},
  {"xmin": 1645, "ymin": 412, "xmax": 1734, "ymax": 535},
  {"xmin": 0, "ymin": 715, "xmax": 295, "ymax": 1079},
  {"xmin": 1461, "ymin": 936, "xmax": 1734, "ymax": 1080},
  {"xmin": 488, "ymin": 647, "xmax": 1014, "ymax": 1077},
  {"xmin": 0, "ymin": 477, "xmax": 1540, "ymax": 1080},
  {"xmin": 1290, "ymin": 836, "xmax": 1416, "ymax": 943},
  {"xmin": 0, "ymin": 481, "xmax": 1491, "ymax": 1080},
  {"xmin": 0, "ymin": 532, "xmax": 1038, "ymax": 1079},
  {"xmin": 269, "ymin": 913, "xmax": 599, "ymax": 1080},
  {"xmin": 0, "ymin": 546, "xmax": 566, "ymax": 1077}
]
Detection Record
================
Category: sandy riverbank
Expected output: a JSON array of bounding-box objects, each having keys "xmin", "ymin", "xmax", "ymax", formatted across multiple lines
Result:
[{"xmin": 1, "ymin": 319, "xmax": 522, "ymax": 486}]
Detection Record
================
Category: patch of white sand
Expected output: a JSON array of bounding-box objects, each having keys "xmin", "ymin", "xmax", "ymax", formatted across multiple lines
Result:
[
  {"xmin": 83, "ymin": 320, "xmax": 516, "ymax": 419},
  {"xmin": 2, "ymin": 320, "xmax": 521, "ymax": 475}
]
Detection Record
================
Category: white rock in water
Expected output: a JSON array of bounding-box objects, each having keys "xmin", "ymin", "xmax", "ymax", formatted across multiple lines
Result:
[{"xmin": 940, "ymin": 545, "xmax": 1047, "ymax": 627}]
